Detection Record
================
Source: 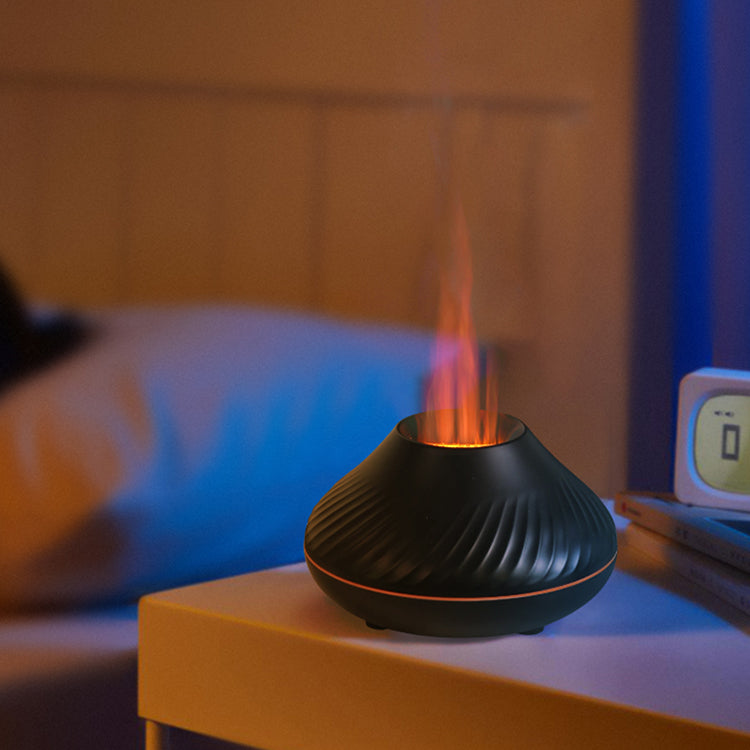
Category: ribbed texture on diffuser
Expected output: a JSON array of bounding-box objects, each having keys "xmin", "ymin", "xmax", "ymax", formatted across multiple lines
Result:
[{"xmin": 305, "ymin": 439, "xmax": 616, "ymax": 598}]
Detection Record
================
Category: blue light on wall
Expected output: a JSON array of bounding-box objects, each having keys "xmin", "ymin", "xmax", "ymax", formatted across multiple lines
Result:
[
  {"xmin": 674, "ymin": 0, "xmax": 712, "ymax": 381},
  {"xmin": 628, "ymin": 0, "xmax": 750, "ymax": 492}
]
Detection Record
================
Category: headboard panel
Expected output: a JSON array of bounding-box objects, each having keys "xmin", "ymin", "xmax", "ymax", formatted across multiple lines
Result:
[
  {"xmin": 0, "ymin": 1, "xmax": 635, "ymax": 495},
  {"xmin": 0, "ymin": 80, "xmax": 565, "ymax": 340}
]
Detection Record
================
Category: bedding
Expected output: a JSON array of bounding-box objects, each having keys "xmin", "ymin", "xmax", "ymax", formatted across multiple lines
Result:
[
  {"xmin": 0, "ymin": 301, "xmax": 436, "ymax": 748},
  {"xmin": 0, "ymin": 305, "xmax": 434, "ymax": 611},
  {"xmin": 0, "ymin": 605, "xmax": 140, "ymax": 749}
]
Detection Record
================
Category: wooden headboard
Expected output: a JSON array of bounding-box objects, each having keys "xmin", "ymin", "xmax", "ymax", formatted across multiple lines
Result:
[{"xmin": 0, "ymin": 1, "xmax": 635, "ymax": 495}]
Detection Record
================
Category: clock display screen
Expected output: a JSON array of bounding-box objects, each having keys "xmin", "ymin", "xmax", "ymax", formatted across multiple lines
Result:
[{"xmin": 694, "ymin": 394, "xmax": 750, "ymax": 493}]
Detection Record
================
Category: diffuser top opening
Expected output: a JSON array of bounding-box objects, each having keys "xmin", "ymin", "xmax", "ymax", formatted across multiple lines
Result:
[{"xmin": 398, "ymin": 411, "xmax": 525, "ymax": 448}]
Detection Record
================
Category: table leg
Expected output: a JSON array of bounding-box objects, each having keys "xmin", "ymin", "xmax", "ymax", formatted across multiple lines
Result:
[{"xmin": 145, "ymin": 720, "xmax": 170, "ymax": 750}]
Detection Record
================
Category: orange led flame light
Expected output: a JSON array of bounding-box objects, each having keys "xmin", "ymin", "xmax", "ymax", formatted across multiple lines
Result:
[{"xmin": 421, "ymin": 200, "xmax": 500, "ymax": 447}]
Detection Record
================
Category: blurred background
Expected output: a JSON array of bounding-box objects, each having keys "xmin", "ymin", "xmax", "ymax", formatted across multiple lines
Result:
[{"xmin": 1, "ymin": 1, "xmax": 745, "ymax": 499}]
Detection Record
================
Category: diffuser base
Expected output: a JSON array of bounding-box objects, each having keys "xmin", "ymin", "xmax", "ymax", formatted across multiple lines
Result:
[
  {"xmin": 306, "ymin": 554, "xmax": 616, "ymax": 638},
  {"xmin": 304, "ymin": 412, "xmax": 619, "ymax": 638},
  {"xmin": 368, "ymin": 622, "xmax": 545, "ymax": 635}
]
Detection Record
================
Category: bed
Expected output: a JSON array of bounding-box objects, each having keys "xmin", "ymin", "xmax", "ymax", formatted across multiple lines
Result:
[{"xmin": 0, "ymin": 301, "xmax": 435, "ymax": 749}]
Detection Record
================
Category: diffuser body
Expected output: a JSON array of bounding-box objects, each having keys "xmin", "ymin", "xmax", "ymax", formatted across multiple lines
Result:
[{"xmin": 304, "ymin": 413, "xmax": 617, "ymax": 637}]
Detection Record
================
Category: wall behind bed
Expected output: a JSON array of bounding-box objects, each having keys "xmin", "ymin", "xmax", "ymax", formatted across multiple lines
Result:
[{"xmin": 0, "ymin": 1, "xmax": 634, "ymax": 496}]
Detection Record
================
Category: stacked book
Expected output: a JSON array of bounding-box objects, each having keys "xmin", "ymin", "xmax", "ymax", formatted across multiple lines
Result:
[{"xmin": 614, "ymin": 491, "xmax": 750, "ymax": 616}]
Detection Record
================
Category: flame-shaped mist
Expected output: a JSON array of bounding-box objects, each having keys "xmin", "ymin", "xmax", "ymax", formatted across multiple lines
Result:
[{"xmin": 420, "ymin": 200, "xmax": 501, "ymax": 447}]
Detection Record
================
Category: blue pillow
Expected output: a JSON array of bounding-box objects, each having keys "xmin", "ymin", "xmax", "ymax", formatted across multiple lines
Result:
[{"xmin": 0, "ymin": 306, "xmax": 432, "ymax": 610}]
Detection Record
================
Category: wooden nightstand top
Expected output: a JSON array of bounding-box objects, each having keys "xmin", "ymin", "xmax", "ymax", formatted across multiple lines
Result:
[{"xmin": 139, "ymin": 504, "xmax": 750, "ymax": 749}]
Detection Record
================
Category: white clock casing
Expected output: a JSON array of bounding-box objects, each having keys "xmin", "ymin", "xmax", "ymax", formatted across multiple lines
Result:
[{"xmin": 675, "ymin": 367, "xmax": 750, "ymax": 511}]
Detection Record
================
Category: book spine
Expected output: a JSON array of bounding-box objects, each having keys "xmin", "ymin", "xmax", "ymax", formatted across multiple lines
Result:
[
  {"xmin": 614, "ymin": 494, "xmax": 750, "ymax": 574},
  {"xmin": 624, "ymin": 525, "xmax": 750, "ymax": 617}
]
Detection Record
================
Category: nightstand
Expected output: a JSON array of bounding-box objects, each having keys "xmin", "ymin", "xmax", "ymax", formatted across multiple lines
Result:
[{"xmin": 139, "ymin": 504, "xmax": 750, "ymax": 749}]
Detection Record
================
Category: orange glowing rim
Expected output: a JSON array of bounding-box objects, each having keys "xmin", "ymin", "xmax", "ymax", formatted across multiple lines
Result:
[
  {"xmin": 304, "ymin": 551, "xmax": 617, "ymax": 602},
  {"xmin": 397, "ymin": 411, "xmax": 526, "ymax": 449}
]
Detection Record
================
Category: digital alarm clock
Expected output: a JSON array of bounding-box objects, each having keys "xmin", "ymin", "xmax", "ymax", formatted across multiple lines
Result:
[{"xmin": 675, "ymin": 367, "xmax": 750, "ymax": 512}]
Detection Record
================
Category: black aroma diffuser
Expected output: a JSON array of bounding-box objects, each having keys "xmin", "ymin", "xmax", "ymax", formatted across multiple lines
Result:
[{"xmin": 304, "ymin": 411, "xmax": 617, "ymax": 637}]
